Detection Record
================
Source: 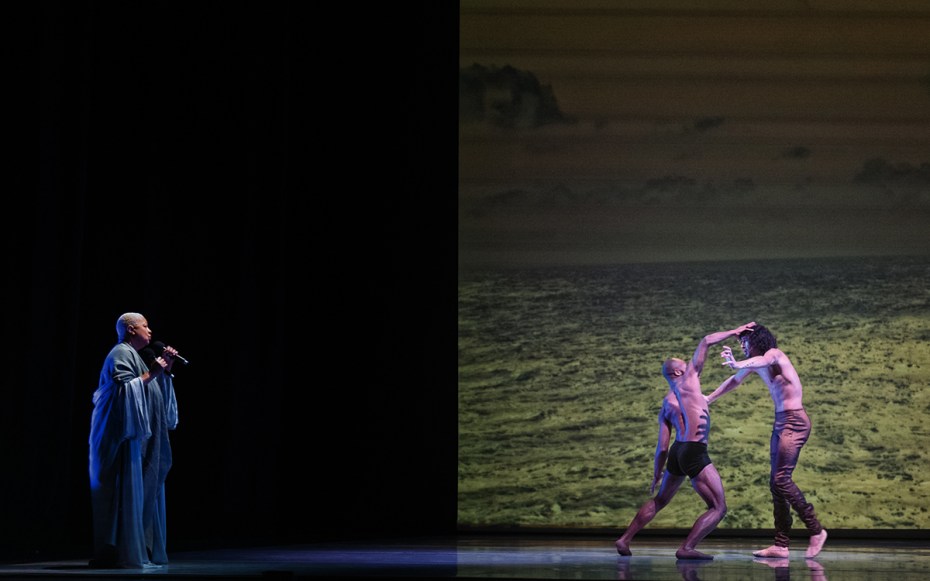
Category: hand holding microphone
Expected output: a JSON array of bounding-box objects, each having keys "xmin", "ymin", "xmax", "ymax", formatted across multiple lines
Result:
[
  {"xmin": 141, "ymin": 340, "xmax": 190, "ymax": 379},
  {"xmin": 151, "ymin": 340, "xmax": 190, "ymax": 366}
]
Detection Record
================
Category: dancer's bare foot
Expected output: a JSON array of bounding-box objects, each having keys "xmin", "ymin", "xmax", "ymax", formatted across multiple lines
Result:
[
  {"xmin": 753, "ymin": 545, "xmax": 789, "ymax": 558},
  {"xmin": 615, "ymin": 539, "xmax": 631, "ymax": 556},
  {"xmin": 806, "ymin": 529, "xmax": 827, "ymax": 558},
  {"xmin": 675, "ymin": 548, "xmax": 713, "ymax": 560}
]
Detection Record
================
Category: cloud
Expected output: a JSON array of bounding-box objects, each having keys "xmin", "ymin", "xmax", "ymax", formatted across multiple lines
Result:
[
  {"xmin": 687, "ymin": 116, "xmax": 726, "ymax": 134},
  {"xmin": 462, "ymin": 177, "xmax": 759, "ymax": 221},
  {"xmin": 854, "ymin": 157, "xmax": 930, "ymax": 186},
  {"xmin": 780, "ymin": 146, "xmax": 811, "ymax": 160},
  {"xmin": 459, "ymin": 64, "xmax": 576, "ymax": 129}
]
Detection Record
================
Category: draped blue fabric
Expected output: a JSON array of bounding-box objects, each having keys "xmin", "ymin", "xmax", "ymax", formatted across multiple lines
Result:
[{"xmin": 89, "ymin": 342, "xmax": 178, "ymax": 568}]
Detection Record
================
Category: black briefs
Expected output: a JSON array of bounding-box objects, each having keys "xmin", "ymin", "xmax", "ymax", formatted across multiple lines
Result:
[{"xmin": 667, "ymin": 441, "xmax": 712, "ymax": 478}]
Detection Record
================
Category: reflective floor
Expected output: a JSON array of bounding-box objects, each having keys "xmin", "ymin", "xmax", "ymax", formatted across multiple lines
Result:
[{"xmin": 1, "ymin": 534, "xmax": 929, "ymax": 580}]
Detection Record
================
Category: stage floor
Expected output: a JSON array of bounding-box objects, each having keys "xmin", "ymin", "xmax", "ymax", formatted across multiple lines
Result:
[{"xmin": 1, "ymin": 534, "xmax": 928, "ymax": 580}]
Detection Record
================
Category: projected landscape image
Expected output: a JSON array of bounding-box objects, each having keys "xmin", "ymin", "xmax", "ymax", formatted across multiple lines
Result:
[{"xmin": 458, "ymin": 2, "xmax": 930, "ymax": 532}]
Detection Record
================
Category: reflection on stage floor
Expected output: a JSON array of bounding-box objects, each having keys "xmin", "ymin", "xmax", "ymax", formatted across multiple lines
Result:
[{"xmin": 1, "ymin": 534, "xmax": 928, "ymax": 580}]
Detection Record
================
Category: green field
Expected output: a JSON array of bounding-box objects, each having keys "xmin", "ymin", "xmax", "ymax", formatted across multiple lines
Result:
[{"xmin": 458, "ymin": 257, "xmax": 930, "ymax": 531}]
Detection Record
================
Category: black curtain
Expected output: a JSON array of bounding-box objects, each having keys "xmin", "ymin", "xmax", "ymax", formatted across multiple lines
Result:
[{"xmin": 4, "ymin": 1, "xmax": 458, "ymax": 561}]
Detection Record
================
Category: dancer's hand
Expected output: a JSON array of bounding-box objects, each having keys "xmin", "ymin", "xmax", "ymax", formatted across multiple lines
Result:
[{"xmin": 720, "ymin": 346, "xmax": 737, "ymax": 368}]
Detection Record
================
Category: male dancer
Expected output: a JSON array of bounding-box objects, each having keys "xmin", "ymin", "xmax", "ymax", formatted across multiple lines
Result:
[
  {"xmin": 706, "ymin": 322, "xmax": 827, "ymax": 558},
  {"xmin": 616, "ymin": 323, "xmax": 754, "ymax": 560}
]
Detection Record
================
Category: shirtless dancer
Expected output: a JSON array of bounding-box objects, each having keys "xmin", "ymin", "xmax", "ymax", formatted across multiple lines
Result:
[
  {"xmin": 616, "ymin": 324, "xmax": 753, "ymax": 560},
  {"xmin": 706, "ymin": 322, "xmax": 828, "ymax": 558}
]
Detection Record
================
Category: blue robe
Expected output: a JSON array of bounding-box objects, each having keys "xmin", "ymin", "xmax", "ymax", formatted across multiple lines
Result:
[{"xmin": 89, "ymin": 342, "xmax": 178, "ymax": 568}]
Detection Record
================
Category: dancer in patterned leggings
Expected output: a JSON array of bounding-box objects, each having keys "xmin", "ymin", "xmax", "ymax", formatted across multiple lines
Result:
[{"xmin": 705, "ymin": 322, "xmax": 827, "ymax": 559}]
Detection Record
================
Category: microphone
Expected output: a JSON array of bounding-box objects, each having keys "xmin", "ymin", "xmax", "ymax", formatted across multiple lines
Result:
[{"xmin": 150, "ymin": 340, "xmax": 190, "ymax": 366}]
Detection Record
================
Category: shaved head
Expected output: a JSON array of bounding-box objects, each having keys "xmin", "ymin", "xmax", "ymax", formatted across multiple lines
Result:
[
  {"xmin": 662, "ymin": 357, "xmax": 686, "ymax": 381},
  {"xmin": 116, "ymin": 312, "xmax": 145, "ymax": 342}
]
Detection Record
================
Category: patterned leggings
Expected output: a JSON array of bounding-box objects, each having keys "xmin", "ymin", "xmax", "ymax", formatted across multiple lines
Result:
[{"xmin": 770, "ymin": 408, "xmax": 823, "ymax": 547}]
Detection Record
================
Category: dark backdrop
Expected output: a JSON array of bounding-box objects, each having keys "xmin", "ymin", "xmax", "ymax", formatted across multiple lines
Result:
[{"xmin": 3, "ymin": 1, "xmax": 458, "ymax": 561}]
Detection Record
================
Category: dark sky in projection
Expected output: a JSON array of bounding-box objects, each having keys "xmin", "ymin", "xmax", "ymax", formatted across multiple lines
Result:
[{"xmin": 458, "ymin": 1, "xmax": 930, "ymax": 268}]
